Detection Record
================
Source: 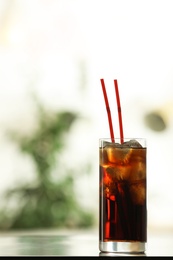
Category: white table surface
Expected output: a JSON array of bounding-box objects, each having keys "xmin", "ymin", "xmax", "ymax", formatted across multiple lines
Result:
[{"xmin": 0, "ymin": 227, "xmax": 173, "ymax": 256}]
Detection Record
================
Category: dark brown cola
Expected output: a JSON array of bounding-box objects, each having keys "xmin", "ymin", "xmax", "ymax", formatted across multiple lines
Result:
[{"xmin": 99, "ymin": 139, "xmax": 147, "ymax": 242}]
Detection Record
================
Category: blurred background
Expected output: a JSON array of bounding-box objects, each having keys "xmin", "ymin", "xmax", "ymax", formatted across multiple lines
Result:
[{"xmin": 0, "ymin": 0, "xmax": 173, "ymax": 233}]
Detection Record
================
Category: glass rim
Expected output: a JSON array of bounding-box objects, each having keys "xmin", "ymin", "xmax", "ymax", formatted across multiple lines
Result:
[
  {"xmin": 99, "ymin": 138, "xmax": 147, "ymax": 147},
  {"xmin": 99, "ymin": 137, "xmax": 146, "ymax": 140}
]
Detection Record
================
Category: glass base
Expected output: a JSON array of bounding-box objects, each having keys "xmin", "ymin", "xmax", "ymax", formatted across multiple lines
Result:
[{"xmin": 99, "ymin": 241, "xmax": 146, "ymax": 254}]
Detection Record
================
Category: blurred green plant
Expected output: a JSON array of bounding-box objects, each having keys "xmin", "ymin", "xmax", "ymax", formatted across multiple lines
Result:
[{"xmin": 0, "ymin": 96, "xmax": 95, "ymax": 230}]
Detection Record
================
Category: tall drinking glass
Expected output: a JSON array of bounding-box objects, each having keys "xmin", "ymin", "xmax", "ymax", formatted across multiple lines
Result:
[{"xmin": 99, "ymin": 138, "xmax": 147, "ymax": 254}]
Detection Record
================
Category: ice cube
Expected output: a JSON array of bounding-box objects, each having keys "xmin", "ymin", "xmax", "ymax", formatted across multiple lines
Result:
[
  {"xmin": 130, "ymin": 148, "xmax": 146, "ymax": 162},
  {"xmin": 122, "ymin": 139, "xmax": 143, "ymax": 148},
  {"xmin": 129, "ymin": 181, "xmax": 146, "ymax": 205},
  {"xmin": 128, "ymin": 161, "xmax": 146, "ymax": 182},
  {"xmin": 102, "ymin": 140, "xmax": 112, "ymax": 147},
  {"xmin": 103, "ymin": 168, "xmax": 113, "ymax": 186},
  {"xmin": 99, "ymin": 147, "xmax": 109, "ymax": 166},
  {"xmin": 106, "ymin": 144, "xmax": 132, "ymax": 164},
  {"xmin": 106, "ymin": 165, "xmax": 131, "ymax": 181}
]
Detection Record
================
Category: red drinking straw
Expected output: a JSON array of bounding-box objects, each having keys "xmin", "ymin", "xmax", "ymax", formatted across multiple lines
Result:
[
  {"xmin": 114, "ymin": 79, "xmax": 124, "ymax": 144},
  {"xmin": 100, "ymin": 79, "xmax": 115, "ymax": 142}
]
